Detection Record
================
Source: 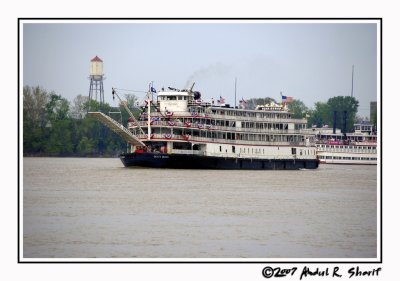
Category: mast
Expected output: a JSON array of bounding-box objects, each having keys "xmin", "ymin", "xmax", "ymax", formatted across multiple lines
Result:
[
  {"xmin": 147, "ymin": 95, "xmax": 151, "ymax": 141},
  {"xmin": 189, "ymin": 82, "xmax": 195, "ymax": 92},
  {"xmin": 234, "ymin": 77, "xmax": 237, "ymax": 108}
]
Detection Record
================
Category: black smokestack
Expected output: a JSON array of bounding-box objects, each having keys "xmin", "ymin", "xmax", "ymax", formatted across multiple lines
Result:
[
  {"xmin": 343, "ymin": 110, "xmax": 347, "ymax": 136},
  {"xmin": 333, "ymin": 111, "xmax": 337, "ymax": 134},
  {"xmin": 193, "ymin": 91, "xmax": 201, "ymax": 100}
]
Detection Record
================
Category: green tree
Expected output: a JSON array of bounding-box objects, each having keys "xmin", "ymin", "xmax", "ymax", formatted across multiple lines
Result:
[
  {"xmin": 287, "ymin": 99, "xmax": 309, "ymax": 119},
  {"xmin": 23, "ymin": 86, "xmax": 50, "ymax": 154},
  {"xmin": 23, "ymin": 85, "xmax": 49, "ymax": 128},
  {"xmin": 70, "ymin": 94, "xmax": 89, "ymax": 119},
  {"xmin": 371, "ymin": 110, "xmax": 377, "ymax": 127},
  {"xmin": 307, "ymin": 96, "xmax": 359, "ymax": 132},
  {"xmin": 24, "ymin": 126, "xmax": 48, "ymax": 155},
  {"xmin": 308, "ymin": 102, "xmax": 330, "ymax": 128},
  {"xmin": 77, "ymin": 136, "xmax": 95, "ymax": 154},
  {"xmin": 125, "ymin": 93, "xmax": 138, "ymax": 109},
  {"xmin": 46, "ymin": 93, "xmax": 70, "ymax": 123},
  {"xmin": 23, "ymin": 86, "xmax": 128, "ymax": 156},
  {"xmin": 83, "ymin": 99, "xmax": 112, "ymax": 114},
  {"xmin": 45, "ymin": 119, "xmax": 74, "ymax": 155},
  {"xmin": 326, "ymin": 96, "xmax": 359, "ymax": 133}
]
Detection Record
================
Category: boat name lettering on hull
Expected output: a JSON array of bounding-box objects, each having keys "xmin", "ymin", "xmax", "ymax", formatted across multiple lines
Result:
[{"xmin": 154, "ymin": 155, "xmax": 169, "ymax": 159}]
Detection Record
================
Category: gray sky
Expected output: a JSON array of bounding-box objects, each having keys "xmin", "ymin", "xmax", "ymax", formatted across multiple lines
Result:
[{"xmin": 23, "ymin": 20, "xmax": 378, "ymax": 117}]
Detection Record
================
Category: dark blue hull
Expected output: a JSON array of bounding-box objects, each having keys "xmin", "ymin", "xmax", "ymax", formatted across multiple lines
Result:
[{"xmin": 119, "ymin": 152, "xmax": 319, "ymax": 170}]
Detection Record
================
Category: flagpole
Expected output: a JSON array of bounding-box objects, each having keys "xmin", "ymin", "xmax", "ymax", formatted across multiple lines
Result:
[
  {"xmin": 234, "ymin": 77, "xmax": 237, "ymax": 109},
  {"xmin": 151, "ymin": 81, "xmax": 154, "ymax": 101}
]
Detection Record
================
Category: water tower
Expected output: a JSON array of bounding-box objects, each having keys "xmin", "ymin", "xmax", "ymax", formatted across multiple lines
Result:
[{"xmin": 88, "ymin": 55, "xmax": 105, "ymax": 104}]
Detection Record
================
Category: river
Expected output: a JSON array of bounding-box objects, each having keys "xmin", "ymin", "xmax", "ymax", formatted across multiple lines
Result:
[{"xmin": 22, "ymin": 157, "xmax": 378, "ymax": 259}]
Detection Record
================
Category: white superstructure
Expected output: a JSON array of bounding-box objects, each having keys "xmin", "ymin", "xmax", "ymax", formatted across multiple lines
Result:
[
  {"xmin": 310, "ymin": 124, "xmax": 377, "ymax": 165},
  {"xmin": 127, "ymin": 87, "xmax": 318, "ymax": 162}
]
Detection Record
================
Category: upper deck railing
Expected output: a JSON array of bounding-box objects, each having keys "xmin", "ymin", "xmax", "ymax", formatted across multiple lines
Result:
[
  {"xmin": 131, "ymin": 120, "xmax": 312, "ymax": 136},
  {"xmin": 138, "ymin": 112, "xmax": 307, "ymax": 124},
  {"xmin": 134, "ymin": 133, "xmax": 308, "ymax": 147}
]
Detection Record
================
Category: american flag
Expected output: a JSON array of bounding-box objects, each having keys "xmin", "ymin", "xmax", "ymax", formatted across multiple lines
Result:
[{"xmin": 282, "ymin": 95, "xmax": 293, "ymax": 103}]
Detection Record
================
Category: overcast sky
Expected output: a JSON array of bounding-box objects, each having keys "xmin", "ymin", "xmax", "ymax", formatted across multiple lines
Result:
[{"xmin": 23, "ymin": 20, "xmax": 378, "ymax": 117}]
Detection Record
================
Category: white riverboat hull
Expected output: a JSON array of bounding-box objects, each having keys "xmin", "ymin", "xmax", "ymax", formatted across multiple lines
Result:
[{"xmin": 317, "ymin": 145, "xmax": 377, "ymax": 165}]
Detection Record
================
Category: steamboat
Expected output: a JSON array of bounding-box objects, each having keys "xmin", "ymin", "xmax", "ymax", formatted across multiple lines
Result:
[
  {"xmin": 310, "ymin": 122, "xmax": 377, "ymax": 165},
  {"xmin": 89, "ymin": 84, "xmax": 319, "ymax": 169}
]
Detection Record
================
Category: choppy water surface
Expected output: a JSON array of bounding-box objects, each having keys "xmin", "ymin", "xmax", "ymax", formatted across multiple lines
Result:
[{"xmin": 23, "ymin": 157, "xmax": 377, "ymax": 259}]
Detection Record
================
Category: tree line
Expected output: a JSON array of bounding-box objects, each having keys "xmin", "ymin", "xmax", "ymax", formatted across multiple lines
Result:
[
  {"xmin": 23, "ymin": 85, "xmax": 361, "ymax": 157},
  {"xmin": 23, "ymin": 85, "xmax": 139, "ymax": 157}
]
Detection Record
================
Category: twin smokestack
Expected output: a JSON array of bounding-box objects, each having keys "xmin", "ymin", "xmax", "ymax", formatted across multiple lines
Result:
[{"xmin": 332, "ymin": 111, "xmax": 348, "ymax": 135}]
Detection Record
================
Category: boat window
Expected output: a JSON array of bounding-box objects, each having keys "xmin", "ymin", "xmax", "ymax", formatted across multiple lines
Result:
[
  {"xmin": 167, "ymin": 96, "xmax": 177, "ymax": 100},
  {"xmin": 232, "ymin": 146, "xmax": 235, "ymax": 153}
]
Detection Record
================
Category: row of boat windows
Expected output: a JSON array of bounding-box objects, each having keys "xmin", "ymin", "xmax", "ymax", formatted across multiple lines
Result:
[
  {"xmin": 243, "ymin": 121, "xmax": 288, "ymax": 129},
  {"xmin": 353, "ymin": 125, "xmax": 374, "ymax": 131},
  {"xmin": 212, "ymin": 110, "xmax": 291, "ymax": 119},
  {"xmin": 159, "ymin": 96, "xmax": 188, "ymax": 100},
  {"xmin": 241, "ymin": 122, "xmax": 306, "ymax": 130},
  {"xmin": 318, "ymin": 146, "xmax": 376, "ymax": 153},
  {"xmin": 218, "ymin": 146, "xmax": 315, "ymax": 155},
  {"xmin": 137, "ymin": 127, "xmax": 305, "ymax": 143},
  {"xmin": 319, "ymin": 156, "xmax": 377, "ymax": 160},
  {"xmin": 318, "ymin": 144, "xmax": 376, "ymax": 150},
  {"xmin": 183, "ymin": 105, "xmax": 293, "ymax": 119},
  {"xmin": 138, "ymin": 118, "xmax": 303, "ymax": 131}
]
